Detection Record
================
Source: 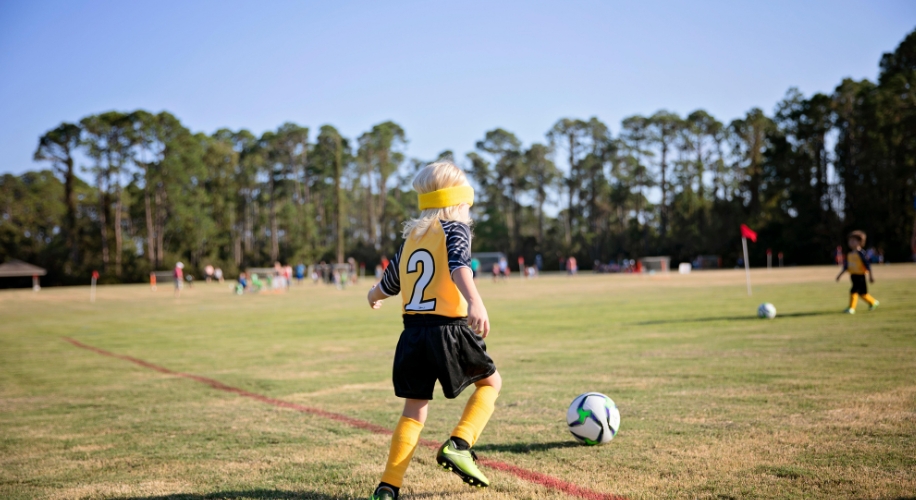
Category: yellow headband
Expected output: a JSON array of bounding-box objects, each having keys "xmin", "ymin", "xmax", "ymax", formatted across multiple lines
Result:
[{"xmin": 417, "ymin": 185, "xmax": 475, "ymax": 210}]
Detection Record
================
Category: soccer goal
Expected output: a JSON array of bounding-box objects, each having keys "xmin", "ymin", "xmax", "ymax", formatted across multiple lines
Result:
[
  {"xmin": 309, "ymin": 262, "xmax": 361, "ymax": 288},
  {"xmin": 693, "ymin": 255, "xmax": 722, "ymax": 270},
  {"xmin": 639, "ymin": 256, "xmax": 670, "ymax": 273},
  {"xmin": 150, "ymin": 271, "xmax": 176, "ymax": 291},
  {"xmin": 472, "ymin": 252, "xmax": 505, "ymax": 271},
  {"xmin": 245, "ymin": 267, "xmax": 288, "ymax": 292}
]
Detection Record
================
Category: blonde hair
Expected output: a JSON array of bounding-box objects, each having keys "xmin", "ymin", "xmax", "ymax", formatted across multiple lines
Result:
[{"xmin": 402, "ymin": 161, "xmax": 472, "ymax": 239}]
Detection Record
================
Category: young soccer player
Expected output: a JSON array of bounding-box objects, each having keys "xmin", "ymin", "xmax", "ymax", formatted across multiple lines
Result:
[
  {"xmin": 366, "ymin": 161, "xmax": 501, "ymax": 500},
  {"xmin": 173, "ymin": 262, "xmax": 184, "ymax": 297},
  {"xmin": 835, "ymin": 230, "xmax": 880, "ymax": 314}
]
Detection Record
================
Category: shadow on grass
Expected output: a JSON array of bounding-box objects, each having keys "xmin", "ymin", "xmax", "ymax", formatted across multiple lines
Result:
[
  {"xmin": 114, "ymin": 490, "xmax": 464, "ymax": 500},
  {"xmin": 632, "ymin": 310, "xmax": 836, "ymax": 326},
  {"xmin": 475, "ymin": 441, "xmax": 580, "ymax": 454},
  {"xmin": 114, "ymin": 491, "xmax": 337, "ymax": 500}
]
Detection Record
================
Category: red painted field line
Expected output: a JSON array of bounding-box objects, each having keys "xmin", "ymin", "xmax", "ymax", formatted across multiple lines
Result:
[{"xmin": 63, "ymin": 337, "xmax": 626, "ymax": 500}]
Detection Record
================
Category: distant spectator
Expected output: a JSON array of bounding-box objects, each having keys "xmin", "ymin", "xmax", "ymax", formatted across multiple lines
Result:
[
  {"xmin": 250, "ymin": 273, "xmax": 264, "ymax": 292},
  {"xmin": 566, "ymin": 256, "xmax": 578, "ymax": 275},
  {"xmin": 236, "ymin": 272, "xmax": 248, "ymax": 295},
  {"xmin": 348, "ymin": 257, "xmax": 359, "ymax": 285},
  {"xmin": 295, "ymin": 263, "xmax": 305, "ymax": 284},
  {"xmin": 319, "ymin": 261, "xmax": 328, "ymax": 283},
  {"xmin": 204, "ymin": 265, "xmax": 214, "ymax": 283},
  {"xmin": 470, "ymin": 257, "xmax": 480, "ymax": 279},
  {"xmin": 272, "ymin": 261, "xmax": 284, "ymax": 289},
  {"xmin": 333, "ymin": 268, "xmax": 344, "ymax": 289},
  {"xmin": 173, "ymin": 262, "xmax": 184, "ymax": 297},
  {"xmin": 214, "ymin": 267, "xmax": 224, "ymax": 283}
]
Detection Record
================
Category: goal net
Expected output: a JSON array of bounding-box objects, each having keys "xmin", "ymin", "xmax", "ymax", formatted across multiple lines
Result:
[
  {"xmin": 639, "ymin": 256, "xmax": 671, "ymax": 273},
  {"xmin": 245, "ymin": 267, "xmax": 289, "ymax": 292}
]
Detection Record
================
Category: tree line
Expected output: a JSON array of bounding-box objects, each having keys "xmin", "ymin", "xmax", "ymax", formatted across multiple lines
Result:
[{"xmin": 2, "ymin": 29, "xmax": 914, "ymax": 286}]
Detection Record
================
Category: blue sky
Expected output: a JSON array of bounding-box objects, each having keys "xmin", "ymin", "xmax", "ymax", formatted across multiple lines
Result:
[{"xmin": 1, "ymin": 0, "xmax": 913, "ymax": 176}]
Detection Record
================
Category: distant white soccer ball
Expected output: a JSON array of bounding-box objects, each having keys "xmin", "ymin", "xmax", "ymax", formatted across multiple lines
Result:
[
  {"xmin": 758, "ymin": 303, "xmax": 777, "ymax": 319},
  {"xmin": 567, "ymin": 392, "xmax": 620, "ymax": 445}
]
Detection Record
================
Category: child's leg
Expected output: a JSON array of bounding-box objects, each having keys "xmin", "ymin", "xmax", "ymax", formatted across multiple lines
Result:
[
  {"xmin": 862, "ymin": 294, "xmax": 877, "ymax": 306},
  {"xmin": 380, "ymin": 399, "xmax": 427, "ymax": 490},
  {"xmin": 849, "ymin": 293, "xmax": 859, "ymax": 310},
  {"xmin": 451, "ymin": 371, "xmax": 502, "ymax": 449}
]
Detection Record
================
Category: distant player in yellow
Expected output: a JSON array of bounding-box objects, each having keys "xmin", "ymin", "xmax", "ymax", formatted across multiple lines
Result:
[
  {"xmin": 835, "ymin": 230, "xmax": 879, "ymax": 314},
  {"xmin": 365, "ymin": 161, "xmax": 501, "ymax": 499}
]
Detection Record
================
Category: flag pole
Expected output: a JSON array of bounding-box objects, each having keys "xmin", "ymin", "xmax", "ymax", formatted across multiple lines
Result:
[{"xmin": 742, "ymin": 236, "xmax": 751, "ymax": 296}]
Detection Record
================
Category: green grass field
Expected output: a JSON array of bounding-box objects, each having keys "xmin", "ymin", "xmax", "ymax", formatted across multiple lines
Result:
[{"xmin": 2, "ymin": 266, "xmax": 915, "ymax": 500}]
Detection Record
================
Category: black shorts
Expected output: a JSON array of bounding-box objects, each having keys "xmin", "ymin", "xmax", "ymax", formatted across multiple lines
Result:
[
  {"xmin": 850, "ymin": 274, "xmax": 868, "ymax": 295},
  {"xmin": 393, "ymin": 315, "xmax": 497, "ymax": 400}
]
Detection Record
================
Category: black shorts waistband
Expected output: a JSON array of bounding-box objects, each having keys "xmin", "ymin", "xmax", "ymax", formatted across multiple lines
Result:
[{"xmin": 402, "ymin": 314, "xmax": 468, "ymax": 328}]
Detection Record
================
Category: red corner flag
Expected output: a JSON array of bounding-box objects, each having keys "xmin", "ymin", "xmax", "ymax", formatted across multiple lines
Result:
[{"xmin": 740, "ymin": 224, "xmax": 757, "ymax": 243}]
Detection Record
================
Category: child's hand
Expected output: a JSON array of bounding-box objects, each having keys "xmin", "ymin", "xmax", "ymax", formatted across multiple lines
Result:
[
  {"xmin": 367, "ymin": 285, "xmax": 385, "ymax": 310},
  {"xmin": 468, "ymin": 301, "xmax": 490, "ymax": 338},
  {"xmin": 451, "ymin": 267, "xmax": 490, "ymax": 337},
  {"xmin": 869, "ymin": 275, "xmax": 875, "ymax": 284},
  {"xmin": 835, "ymin": 276, "xmax": 840, "ymax": 282}
]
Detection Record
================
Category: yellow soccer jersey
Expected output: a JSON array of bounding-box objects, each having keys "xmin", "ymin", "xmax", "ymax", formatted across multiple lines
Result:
[
  {"xmin": 378, "ymin": 219, "xmax": 471, "ymax": 317},
  {"xmin": 845, "ymin": 250, "xmax": 870, "ymax": 275}
]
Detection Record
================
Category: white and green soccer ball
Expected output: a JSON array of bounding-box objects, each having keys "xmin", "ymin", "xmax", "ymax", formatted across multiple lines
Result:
[
  {"xmin": 758, "ymin": 303, "xmax": 777, "ymax": 319},
  {"xmin": 566, "ymin": 392, "xmax": 620, "ymax": 445}
]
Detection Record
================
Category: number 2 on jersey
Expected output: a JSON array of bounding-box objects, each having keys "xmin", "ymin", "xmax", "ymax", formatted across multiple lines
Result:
[{"xmin": 404, "ymin": 249, "xmax": 437, "ymax": 312}]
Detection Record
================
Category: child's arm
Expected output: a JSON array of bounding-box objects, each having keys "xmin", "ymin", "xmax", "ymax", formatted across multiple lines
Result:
[
  {"xmin": 835, "ymin": 257, "xmax": 847, "ymax": 281},
  {"xmin": 861, "ymin": 251, "xmax": 875, "ymax": 283},
  {"xmin": 368, "ymin": 247, "xmax": 402, "ymax": 309},
  {"xmin": 452, "ymin": 267, "xmax": 490, "ymax": 338},
  {"xmin": 367, "ymin": 284, "xmax": 388, "ymax": 309}
]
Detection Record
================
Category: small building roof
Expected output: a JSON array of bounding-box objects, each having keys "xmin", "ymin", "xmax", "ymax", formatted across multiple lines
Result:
[{"xmin": 0, "ymin": 260, "xmax": 47, "ymax": 277}]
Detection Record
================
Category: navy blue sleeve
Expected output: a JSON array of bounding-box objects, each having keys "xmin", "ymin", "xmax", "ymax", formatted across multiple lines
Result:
[
  {"xmin": 378, "ymin": 243, "xmax": 403, "ymax": 296},
  {"xmin": 857, "ymin": 249, "xmax": 871, "ymax": 272},
  {"xmin": 441, "ymin": 220, "xmax": 472, "ymax": 274}
]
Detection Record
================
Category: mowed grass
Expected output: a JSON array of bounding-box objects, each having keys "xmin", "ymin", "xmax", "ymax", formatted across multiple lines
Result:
[{"xmin": 1, "ymin": 266, "xmax": 915, "ymax": 500}]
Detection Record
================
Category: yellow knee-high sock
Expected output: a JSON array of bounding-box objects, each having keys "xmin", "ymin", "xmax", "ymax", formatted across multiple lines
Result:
[
  {"xmin": 862, "ymin": 294, "xmax": 877, "ymax": 306},
  {"xmin": 380, "ymin": 416, "xmax": 423, "ymax": 488},
  {"xmin": 451, "ymin": 385, "xmax": 499, "ymax": 447},
  {"xmin": 849, "ymin": 293, "xmax": 859, "ymax": 309}
]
